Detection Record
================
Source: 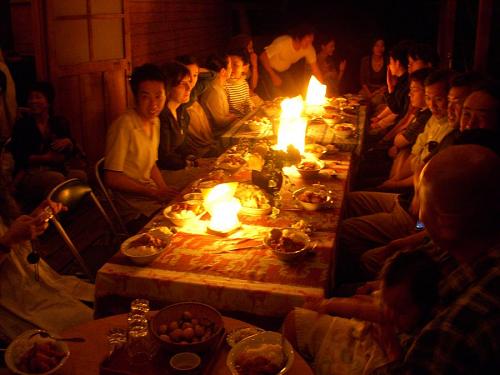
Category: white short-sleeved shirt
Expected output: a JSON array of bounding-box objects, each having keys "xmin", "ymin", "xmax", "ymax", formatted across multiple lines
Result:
[
  {"xmin": 411, "ymin": 115, "xmax": 454, "ymax": 168},
  {"xmin": 265, "ymin": 35, "xmax": 317, "ymax": 72},
  {"xmin": 104, "ymin": 109, "xmax": 159, "ymax": 184}
]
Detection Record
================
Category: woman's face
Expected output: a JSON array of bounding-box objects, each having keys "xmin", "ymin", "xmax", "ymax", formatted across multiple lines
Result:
[
  {"xmin": 169, "ymin": 76, "xmax": 191, "ymax": 105},
  {"xmin": 373, "ymin": 40, "xmax": 385, "ymax": 56},
  {"xmin": 185, "ymin": 64, "xmax": 199, "ymax": 90},
  {"xmin": 135, "ymin": 80, "xmax": 166, "ymax": 121},
  {"xmin": 28, "ymin": 91, "xmax": 49, "ymax": 115},
  {"xmin": 408, "ymin": 56, "xmax": 430, "ymax": 73},
  {"xmin": 220, "ymin": 57, "xmax": 232, "ymax": 82}
]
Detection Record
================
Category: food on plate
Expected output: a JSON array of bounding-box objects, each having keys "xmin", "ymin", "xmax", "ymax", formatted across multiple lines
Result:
[
  {"xmin": 297, "ymin": 160, "xmax": 321, "ymax": 171},
  {"xmin": 16, "ymin": 341, "xmax": 67, "ymax": 374},
  {"xmin": 234, "ymin": 343, "xmax": 285, "ymax": 375},
  {"xmin": 304, "ymin": 144, "xmax": 326, "ymax": 156},
  {"xmin": 235, "ymin": 183, "xmax": 271, "ymax": 209},
  {"xmin": 216, "ymin": 154, "xmax": 246, "ymax": 170},
  {"xmin": 157, "ymin": 311, "xmax": 216, "ymax": 344},
  {"xmin": 325, "ymin": 144, "xmax": 339, "ymax": 154},
  {"xmin": 297, "ymin": 188, "xmax": 329, "ymax": 204},
  {"xmin": 227, "ymin": 327, "xmax": 265, "ymax": 347},
  {"xmin": 267, "ymin": 229, "xmax": 306, "ymax": 253},
  {"xmin": 128, "ymin": 233, "xmax": 166, "ymax": 253},
  {"xmin": 335, "ymin": 124, "xmax": 354, "ymax": 132},
  {"xmin": 246, "ymin": 117, "xmax": 272, "ymax": 131},
  {"xmin": 166, "ymin": 202, "xmax": 203, "ymax": 220}
]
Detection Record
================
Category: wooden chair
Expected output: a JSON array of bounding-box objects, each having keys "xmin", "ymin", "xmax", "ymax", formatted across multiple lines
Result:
[{"xmin": 47, "ymin": 178, "xmax": 118, "ymax": 282}]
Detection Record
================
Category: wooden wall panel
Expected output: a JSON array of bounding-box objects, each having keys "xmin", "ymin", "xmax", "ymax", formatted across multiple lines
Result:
[
  {"xmin": 10, "ymin": 0, "xmax": 34, "ymax": 55},
  {"xmin": 129, "ymin": 0, "xmax": 231, "ymax": 67},
  {"xmin": 55, "ymin": 75, "xmax": 83, "ymax": 146}
]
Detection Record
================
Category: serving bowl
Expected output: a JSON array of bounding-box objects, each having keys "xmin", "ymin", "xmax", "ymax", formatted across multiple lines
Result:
[
  {"xmin": 151, "ymin": 302, "xmax": 224, "ymax": 353},
  {"xmin": 304, "ymin": 143, "xmax": 327, "ymax": 159},
  {"xmin": 293, "ymin": 187, "xmax": 333, "ymax": 211},
  {"xmin": 333, "ymin": 123, "xmax": 355, "ymax": 138},
  {"xmin": 296, "ymin": 159, "xmax": 325, "ymax": 179},
  {"xmin": 226, "ymin": 331, "xmax": 294, "ymax": 375},
  {"xmin": 121, "ymin": 232, "xmax": 170, "ymax": 265},
  {"xmin": 5, "ymin": 329, "xmax": 70, "ymax": 375},
  {"xmin": 163, "ymin": 200, "xmax": 205, "ymax": 226},
  {"xmin": 265, "ymin": 228, "xmax": 311, "ymax": 262}
]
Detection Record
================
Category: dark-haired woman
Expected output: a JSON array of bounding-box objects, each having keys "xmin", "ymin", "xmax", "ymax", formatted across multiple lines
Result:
[
  {"xmin": 9, "ymin": 82, "xmax": 87, "ymax": 211},
  {"xmin": 360, "ymin": 39, "xmax": 387, "ymax": 109},
  {"xmin": 0, "ymin": 180, "xmax": 93, "ymax": 340}
]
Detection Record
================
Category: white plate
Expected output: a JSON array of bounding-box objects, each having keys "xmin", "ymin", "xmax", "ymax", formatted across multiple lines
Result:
[
  {"xmin": 5, "ymin": 329, "xmax": 70, "ymax": 375},
  {"xmin": 121, "ymin": 233, "xmax": 170, "ymax": 265},
  {"xmin": 226, "ymin": 331, "xmax": 294, "ymax": 375}
]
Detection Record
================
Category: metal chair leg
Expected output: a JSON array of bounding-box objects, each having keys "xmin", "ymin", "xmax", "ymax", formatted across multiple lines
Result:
[{"xmin": 50, "ymin": 217, "xmax": 95, "ymax": 283}]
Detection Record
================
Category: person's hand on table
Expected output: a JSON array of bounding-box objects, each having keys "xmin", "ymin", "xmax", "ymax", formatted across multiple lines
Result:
[{"xmin": 151, "ymin": 186, "xmax": 179, "ymax": 202}]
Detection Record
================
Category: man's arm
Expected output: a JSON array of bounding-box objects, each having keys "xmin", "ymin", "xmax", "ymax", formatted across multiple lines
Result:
[{"xmin": 259, "ymin": 51, "xmax": 282, "ymax": 87}]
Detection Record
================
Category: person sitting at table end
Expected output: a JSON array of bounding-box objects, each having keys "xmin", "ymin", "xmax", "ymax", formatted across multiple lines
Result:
[{"xmin": 103, "ymin": 63, "xmax": 178, "ymax": 222}]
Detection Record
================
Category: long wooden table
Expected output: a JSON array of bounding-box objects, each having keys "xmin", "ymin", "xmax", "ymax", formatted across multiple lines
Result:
[{"xmin": 95, "ymin": 100, "xmax": 365, "ymax": 320}]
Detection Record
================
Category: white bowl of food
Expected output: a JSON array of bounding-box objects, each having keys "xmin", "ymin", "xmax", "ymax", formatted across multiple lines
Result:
[
  {"xmin": 293, "ymin": 186, "xmax": 332, "ymax": 211},
  {"xmin": 296, "ymin": 159, "xmax": 325, "ymax": 179},
  {"xmin": 333, "ymin": 123, "xmax": 355, "ymax": 138},
  {"xmin": 121, "ymin": 232, "xmax": 170, "ymax": 265},
  {"xmin": 265, "ymin": 228, "xmax": 311, "ymax": 262},
  {"xmin": 226, "ymin": 327, "xmax": 265, "ymax": 348},
  {"xmin": 5, "ymin": 329, "xmax": 70, "ymax": 375},
  {"xmin": 227, "ymin": 331, "xmax": 294, "ymax": 375},
  {"xmin": 163, "ymin": 201, "xmax": 205, "ymax": 226},
  {"xmin": 235, "ymin": 183, "xmax": 272, "ymax": 216}
]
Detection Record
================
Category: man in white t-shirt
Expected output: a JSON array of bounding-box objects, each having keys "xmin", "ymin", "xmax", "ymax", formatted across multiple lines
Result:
[{"xmin": 258, "ymin": 24, "xmax": 324, "ymax": 99}]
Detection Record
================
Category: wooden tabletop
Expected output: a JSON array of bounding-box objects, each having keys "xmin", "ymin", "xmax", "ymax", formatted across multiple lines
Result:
[{"xmin": 57, "ymin": 313, "xmax": 313, "ymax": 374}]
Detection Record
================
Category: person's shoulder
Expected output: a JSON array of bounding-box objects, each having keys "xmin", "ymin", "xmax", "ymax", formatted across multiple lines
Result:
[
  {"xmin": 273, "ymin": 35, "xmax": 292, "ymax": 45},
  {"xmin": 110, "ymin": 109, "xmax": 139, "ymax": 130}
]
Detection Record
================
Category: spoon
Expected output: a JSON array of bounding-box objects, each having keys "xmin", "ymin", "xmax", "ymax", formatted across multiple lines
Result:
[{"xmin": 29, "ymin": 331, "xmax": 85, "ymax": 342}]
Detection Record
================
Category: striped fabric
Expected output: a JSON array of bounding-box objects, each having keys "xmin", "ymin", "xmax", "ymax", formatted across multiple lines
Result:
[{"xmin": 225, "ymin": 78, "xmax": 253, "ymax": 117}]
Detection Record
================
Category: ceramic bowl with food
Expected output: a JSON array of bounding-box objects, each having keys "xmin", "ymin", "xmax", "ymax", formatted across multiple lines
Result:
[
  {"xmin": 226, "ymin": 331, "xmax": 294, "ymax": 375},
  {"xmin": 163, "ymin": 201, "xmax": 205, "ymax": 226},
  {"xmin": 215, "ymin": 154, "xmax": 246, "ymax": 172},
  {"xmin": 304, "ymin": 143, "xmax": 327, "ymax": 158},
  {"xmin": 5, "ymin": 329, "xmax": 70, "ymax": 375},
  {"xmin": 121, "ymin": 232, "xmax": 170, "ymax": 265},
  {"xmin": 265, "ymin": 228, "xmax": 311, "ymax": 261},
  {"xmin": 296, "ymin": 159, "xmax": 325, "ymax": 179},
  {"xmin": 226, "ymin": 327, "xmax": 265, "ymax": 348},
  {"xmin": 151, "ymin": 302, "xmax": 224, "ymax": 353},
  {"xmin": 293, "ymin": 187, "xmax": 332, "ymax": 211},
  {"xmin": 235, "ymin": 183, "xmax": 272, "ymax": 216},
  {"xmin": 333, "ymin": 123, "xmax": 355, "ymax": 138}
]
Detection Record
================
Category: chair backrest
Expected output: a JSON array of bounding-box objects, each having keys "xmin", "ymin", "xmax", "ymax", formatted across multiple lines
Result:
[
  {"xmin": 94, "ymin": 158, "xmax": 128, "ymax": 235},
  {"xmin": 47, "ymin": 178, "xmax": 119, "ymax": 282}
]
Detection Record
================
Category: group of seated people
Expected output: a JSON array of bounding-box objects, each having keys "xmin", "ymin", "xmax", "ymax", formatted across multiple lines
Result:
[{"xmin": 0, "ymin": 25, "xmax": 499, "ymax": 375}]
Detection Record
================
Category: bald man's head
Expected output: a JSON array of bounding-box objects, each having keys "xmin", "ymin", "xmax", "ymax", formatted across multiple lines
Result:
[{"xmin": 419, "ymin": 145, "xmax": 500, "ymax": 244}]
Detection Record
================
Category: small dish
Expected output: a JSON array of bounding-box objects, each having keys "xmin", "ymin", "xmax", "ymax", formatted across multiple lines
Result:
[
  {"xmin": 163, "ymin": 201, "xmax": 205, "ymax": 226},
  {"xmin": 304, "ymin": 144, "xmax": 327, "ymax": 158},
  {"xmin": 226, "ymin": 331, "xmax": 294, "ymax": 375},
  {"xmin": 226, "ymin": 327, "xmax": 265, "ymax": 348},
  {"xmin": 333, "ymin": 123, "xmax": 355, "ymax": 138},
  {"xmin": 121, "ymin": 233, "xmax": 170, "ymax": 265},
  {"xmin": 169, "ymin": 352, "xmax": 201, "ymax": 372},
  {"xmin": 296, "ymin": 159, "xmax": 325, "ymax": 179},
  {"xmin": 293, "ymin": 187, "xmax": 333, "ymax": 211},
  {"xmin": 5, "ymin": 329, "xmax": 70, "ymax": 375},
  {"xmin": 265, "ymin": 228, "xmax": 311, "ymax": 262}
]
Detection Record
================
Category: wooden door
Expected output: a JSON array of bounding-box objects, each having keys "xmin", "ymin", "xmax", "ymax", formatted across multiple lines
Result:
[{"xmin": 33, "ymin": 0, "xmax": 132, "ymax": 168}]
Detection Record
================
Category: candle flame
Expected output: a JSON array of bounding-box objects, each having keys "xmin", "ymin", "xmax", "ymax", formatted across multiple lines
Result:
[
  {"xmin": 276, "ymin": 96, "xmax": 307, "ymax": 154},
  {"xmin": 305, "ymin": 75, "xmax": 327, "ymax": 106}
]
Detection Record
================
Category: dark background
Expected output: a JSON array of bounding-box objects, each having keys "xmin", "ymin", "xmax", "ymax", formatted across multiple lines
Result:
[{"xmin": 230, "ymin": 0, "xmax": 499, "ymax": 93}]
